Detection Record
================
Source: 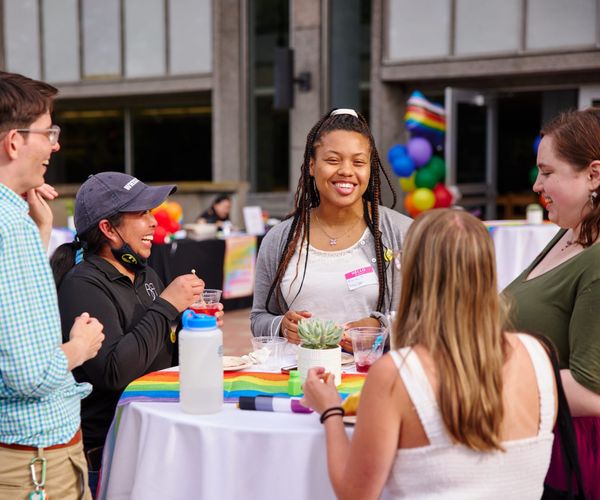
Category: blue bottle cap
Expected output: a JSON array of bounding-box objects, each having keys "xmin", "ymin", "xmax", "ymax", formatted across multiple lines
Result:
[{"xmin": 182, "ymin": 309, "xmax": 217, "ymax": 329}]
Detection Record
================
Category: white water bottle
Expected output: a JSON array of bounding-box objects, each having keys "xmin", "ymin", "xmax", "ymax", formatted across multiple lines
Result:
[{"xmin": 179, "ymin": 310, "xmax": 223, "ymax": 414}]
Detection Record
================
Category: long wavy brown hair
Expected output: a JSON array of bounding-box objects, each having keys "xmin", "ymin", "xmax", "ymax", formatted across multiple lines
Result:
[
  {"xmin": 541, "ymin": 107, "xmax": 600, "ymax": 247},
  {"xmin": 393, "ymin": 209, "xmax": 508, "ymax": 452},
  {"xmin": 265, "ymin": 109, "xmax": 397, "ymax": 314}
]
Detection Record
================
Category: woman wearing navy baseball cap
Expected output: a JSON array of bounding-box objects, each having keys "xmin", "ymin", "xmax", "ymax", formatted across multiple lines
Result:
[{"xmin": 51, "ymin": 172, "xmax": 214, "ymax": 497}]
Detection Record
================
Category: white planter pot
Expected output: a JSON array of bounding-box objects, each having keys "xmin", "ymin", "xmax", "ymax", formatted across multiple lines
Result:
[{"xmin": 297, "ymin": 345, "xmax": 342, "ymax": 386}]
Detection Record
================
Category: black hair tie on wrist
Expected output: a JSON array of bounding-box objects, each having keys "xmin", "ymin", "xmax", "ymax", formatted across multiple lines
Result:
[{"xmin": 320, "ymin": 406, "xmax": 345, "ymax": 424}]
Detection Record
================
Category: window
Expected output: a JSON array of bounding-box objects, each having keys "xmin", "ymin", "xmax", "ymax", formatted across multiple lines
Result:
[
  {"xmin": 329, "ymin": 0, "xmax": 371, "ymax": 114},
  {"xmin": 249, "ymin": 0, "xmax": 290, "ymax": 192},
  {"xmin": 133, "ymin": 106, "xmax": 212, "ymax": 182},
  {"xmin": 387, "ymin": 0, "xmax": 451, "ymax": 61},
  {"xmin": 455, "ymin": 0, "xmax": 521, "ymax": 56},
  {"xmin": 48, "ymin": 99, "xmax": 212, "ymax": 184},
  {"xmin": 48, "ymin": 110, "xmax": 125, "ymax": 184},
  {"xmin": 82, "ymin": 0, "xmax": 121, "ymax": 78},
  {"xmin": 124, "ymin": 0, "xmax": 166, "ymax": 77}
]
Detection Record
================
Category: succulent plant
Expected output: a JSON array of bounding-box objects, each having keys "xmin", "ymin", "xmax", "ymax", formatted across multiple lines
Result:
[{"xmin": 297, "ymin": 318, "xmax": 344, "ymax": 349}]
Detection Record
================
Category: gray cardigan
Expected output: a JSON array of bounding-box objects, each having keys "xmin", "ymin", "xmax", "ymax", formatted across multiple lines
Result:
[{"xmin": 250, "ymin": 206, "xmax": 412, "ymax": 337}]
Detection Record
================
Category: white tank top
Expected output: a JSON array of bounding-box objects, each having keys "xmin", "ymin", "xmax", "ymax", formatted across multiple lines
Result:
[
  {"xmin": 281, "ymin": 228, "xmax": 378, "ymax": 324},
  {"xmin": 385, "ymin": 334, "xmax": 555, "ymax": 499}
]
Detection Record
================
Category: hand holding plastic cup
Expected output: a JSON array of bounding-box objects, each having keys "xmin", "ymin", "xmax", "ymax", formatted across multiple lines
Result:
[
  {"xmin": 347, "ymin": 327, "xmax": 388, "ymax": 373},
  {"xmin": 190, "ymin": 289, "xmax": 222, "ymax": 317}
]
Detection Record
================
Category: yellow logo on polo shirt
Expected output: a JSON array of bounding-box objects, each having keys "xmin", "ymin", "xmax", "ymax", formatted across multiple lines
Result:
[{"xmin": 121, "ymin": 253, "xmax": 138, "ymax": 265}]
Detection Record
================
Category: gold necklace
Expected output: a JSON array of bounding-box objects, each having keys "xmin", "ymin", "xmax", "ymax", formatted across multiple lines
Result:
[{"xmin": 313, "ymin": 212, "xmax": 362, "ymax": 246}]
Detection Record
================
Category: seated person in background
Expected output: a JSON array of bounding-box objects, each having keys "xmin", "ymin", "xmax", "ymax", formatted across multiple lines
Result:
[
  {"xmin": 196, "ymin": 193, "xmax": 231, "ymax": 228},
  {"xmin": 302, "ymin": 209, "xmax": 558, "ymax": 500},
  {"xmin": 51, "ymin": 172, "xmax": 209, "ymax": 495},
  {"xmin": 250, "ymin": 108, "xmax": 411, "ymax": 347}
]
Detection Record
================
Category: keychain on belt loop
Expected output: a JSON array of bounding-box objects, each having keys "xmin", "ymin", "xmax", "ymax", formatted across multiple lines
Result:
[{"xmin": 29, "ymin": 448, "xmax": 47, "ymax": 499}]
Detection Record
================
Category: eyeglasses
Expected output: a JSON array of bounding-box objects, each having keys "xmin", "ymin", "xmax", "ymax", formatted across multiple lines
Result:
[{"xmin": 15, "ymin": 125, "xmax": 61, "ymax": 145}]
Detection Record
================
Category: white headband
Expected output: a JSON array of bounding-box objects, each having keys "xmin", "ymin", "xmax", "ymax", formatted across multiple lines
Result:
[{"xmin": 331, "ymin": 108, "xmax": 358, "ymax": 118}]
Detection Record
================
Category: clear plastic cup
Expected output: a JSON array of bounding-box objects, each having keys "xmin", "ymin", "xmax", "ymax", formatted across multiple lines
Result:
[
  {"xmin": 190, "ymin": 289, "xmax": 222, "ymax": 316},
  {"xmin": 348, "ymin": 327, "xmax": 388, "ymax": 373},
  {"xmin": 251, "ymin": 336, "xmax": 287, "ymax": 369}
]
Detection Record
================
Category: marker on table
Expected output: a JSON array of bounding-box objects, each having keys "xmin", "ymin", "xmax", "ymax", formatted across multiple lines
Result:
[{"xmin": 238, "ymin": 396, "xmax": 313, "ymax": 414}]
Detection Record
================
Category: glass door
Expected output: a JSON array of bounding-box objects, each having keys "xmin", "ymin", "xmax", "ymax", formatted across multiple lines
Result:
[{"xmin": 445, "ymin": 88, "xmax": 498, "ymax": 219}]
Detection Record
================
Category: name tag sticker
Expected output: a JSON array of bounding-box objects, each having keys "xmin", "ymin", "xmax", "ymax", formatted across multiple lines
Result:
[{"xmin": 345, "ymin": 266, "xmax": 377, "ymax": 291}]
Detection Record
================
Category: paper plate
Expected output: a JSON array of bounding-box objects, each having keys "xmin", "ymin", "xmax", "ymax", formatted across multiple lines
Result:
[
  {"xmin": 342, "ymin": 415, "xmax": 357, "ymax": 426},
  {"xmin": 341, "ymin": 352, "xmax": 355, "ymax": 366},
  {"xmin": 223, "ymin": 356, "xmax": 253, "ymax": 372}
]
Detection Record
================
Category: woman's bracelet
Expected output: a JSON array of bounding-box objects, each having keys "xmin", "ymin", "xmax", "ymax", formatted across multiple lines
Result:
[{"xmin": 320, "ymin": 406, "xmax": 345, "ymax": 424}]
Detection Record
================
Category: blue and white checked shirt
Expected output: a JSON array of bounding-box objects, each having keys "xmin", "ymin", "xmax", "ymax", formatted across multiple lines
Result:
[{"xmin": 0, "ymin": 183, "xmax": 91, "ymax": 446}]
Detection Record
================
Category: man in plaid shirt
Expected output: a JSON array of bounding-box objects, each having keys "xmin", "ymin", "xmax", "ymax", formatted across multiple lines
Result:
[{"xmin": 0, "ymin": 72, "xmax": 105, "ymax": 499}]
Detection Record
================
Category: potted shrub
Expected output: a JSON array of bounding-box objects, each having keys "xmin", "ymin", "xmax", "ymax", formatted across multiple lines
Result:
[{"xmin": 297, "ymin": 318, "xmax": 344, "ymax": 386}]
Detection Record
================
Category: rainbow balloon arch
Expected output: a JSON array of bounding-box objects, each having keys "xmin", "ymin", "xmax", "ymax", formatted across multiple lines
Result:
[{"xmin": 388, "ymin": 91, "xmax": 456, "ymax": 217}]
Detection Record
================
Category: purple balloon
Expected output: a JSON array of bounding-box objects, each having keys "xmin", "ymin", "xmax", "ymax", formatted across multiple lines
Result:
[{"xmin": 407, "ymin": 137, "xmax": 433, "ymax": 168}]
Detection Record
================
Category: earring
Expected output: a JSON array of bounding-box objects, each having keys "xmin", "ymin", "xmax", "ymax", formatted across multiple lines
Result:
[{"xmin": 591, "ymin": 191, "xmax": 598, "ymax": 208}]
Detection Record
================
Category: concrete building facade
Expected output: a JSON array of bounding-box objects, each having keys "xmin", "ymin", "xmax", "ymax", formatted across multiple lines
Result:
[{"xmin": 2, "ymin": 0, "xmax": 600, "ymax": 221}]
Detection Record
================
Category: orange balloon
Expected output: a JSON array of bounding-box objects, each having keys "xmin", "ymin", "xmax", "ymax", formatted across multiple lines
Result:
[
  {"xmin": 409, "ymin": 206, "xmax": 421, "ymax": 218},
  {"xmin": 539, "ymin": 193, "xmax": 548, "ymax": 209},
  {"xmin": 404, "ymin": 193, "xmax": 415, "ymax": 213},
  {"xmin": 151, "ymin": 202, "xmax": 169, "ymax": 216},
  {"xmin": 404, "ymin": 193, "xmax": 421, "ymax": 218},
  {"xmin": 164, "ymin": 201, "xmax": 183, "ymax": 221}
]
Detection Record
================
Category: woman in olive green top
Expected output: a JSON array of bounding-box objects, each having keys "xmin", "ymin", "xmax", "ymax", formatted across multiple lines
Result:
[{"xmin": 504, "ymin": 108, "xmax": 600, "ymax": 499}]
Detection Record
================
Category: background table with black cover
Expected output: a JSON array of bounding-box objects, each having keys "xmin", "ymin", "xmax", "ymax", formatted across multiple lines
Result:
[{"xmin": 148, "ymin": 237, "xmax": 261, "ymax": 311}]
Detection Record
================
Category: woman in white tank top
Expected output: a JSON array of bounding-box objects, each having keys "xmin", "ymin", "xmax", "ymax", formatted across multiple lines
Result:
[{"xmin": 302, "ymin": 209, "xmax": 558, "ymax": 499}]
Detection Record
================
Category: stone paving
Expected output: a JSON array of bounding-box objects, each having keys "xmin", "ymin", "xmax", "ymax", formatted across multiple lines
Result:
[{"xmin": 221, "ymin": 307, "xmax": 253, "ymax": 357}]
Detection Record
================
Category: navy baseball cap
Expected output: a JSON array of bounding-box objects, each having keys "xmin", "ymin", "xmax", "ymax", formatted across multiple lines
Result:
[{"xmin": 74, "ymin": 172, "xmax": 176, "ymax": 235}]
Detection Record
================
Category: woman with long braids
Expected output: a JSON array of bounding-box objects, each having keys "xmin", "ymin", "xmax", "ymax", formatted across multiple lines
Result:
[{"xmin": 250, "ymin": 108, "xmax": 411, "ymax": 344}]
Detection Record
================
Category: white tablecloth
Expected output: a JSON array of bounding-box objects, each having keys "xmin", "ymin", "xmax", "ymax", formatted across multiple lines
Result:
[
  {"xmin": 99, "ymin": 402, "xmax": 340, "ymax": 500},
  {"xmin": 485, "ymin": 221, "xmax": 559, "ymax": 290}
]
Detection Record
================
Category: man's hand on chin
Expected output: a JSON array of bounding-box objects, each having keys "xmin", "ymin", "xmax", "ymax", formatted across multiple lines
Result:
[{"xmin": 27, "ymin": 183, "xmax": 59, "ymax": 250}]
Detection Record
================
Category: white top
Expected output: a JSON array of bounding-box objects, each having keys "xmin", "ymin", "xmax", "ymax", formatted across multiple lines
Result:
[
  {"xmin": 386, "ymin": 334, "xmax": 555, "ymax": 499},
  {"xmin": 281, "ymin": 228, "xmax": 378, "ymax": 324}
]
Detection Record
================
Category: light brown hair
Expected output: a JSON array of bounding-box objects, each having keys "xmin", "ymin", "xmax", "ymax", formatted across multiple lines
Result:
[
  {"xmin": 541, "ymin": 107, "xmax": 600, "ymax": 247},
  {"xmin": 394, "ymin": 209, "xmax": 508, "ymax": 451}
]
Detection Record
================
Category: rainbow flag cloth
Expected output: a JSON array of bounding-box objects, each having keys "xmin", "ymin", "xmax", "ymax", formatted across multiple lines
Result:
[{"xmin": 118, "ymin": 369, "xmax": 366, "ymax": 406}]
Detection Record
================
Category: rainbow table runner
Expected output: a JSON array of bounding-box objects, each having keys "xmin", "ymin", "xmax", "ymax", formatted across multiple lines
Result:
[{"xmin": 118, "ymin": 369, "xmax": 366, "ymax": 406}]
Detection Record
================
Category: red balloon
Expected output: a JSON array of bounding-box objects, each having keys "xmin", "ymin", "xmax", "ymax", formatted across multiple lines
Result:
[
  {"xmin": 153, "ymin": 209, "xmax": 171, "ymax": 228},
  {"xmin": 539, "ymin": 193, "xmax": 548, "ymax": 209},
  {"xmin": 153, "ymin": 225, "xmax": 168, "ymax": 244},
  {"xmin": 433, "ymin": 183, "xmax": 453, "ymax": 208},
  {"xmin": 167, "ymin": 219, "xmax": 180, "ymax": 233}
]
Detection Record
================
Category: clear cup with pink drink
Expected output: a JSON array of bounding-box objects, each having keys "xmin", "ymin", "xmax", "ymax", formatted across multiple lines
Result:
[
  {"xmin": 348, "ymin": 327, "xmax": 388, "ymax": 373},
  {"xmin": 190, "ymin": 289, "xmax": 222, "ymax": 316}
]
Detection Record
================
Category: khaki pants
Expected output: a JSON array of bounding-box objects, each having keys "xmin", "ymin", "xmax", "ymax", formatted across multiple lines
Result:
[{"xmin": 0, "ymin": 439, "xmax": 91, "ymax": 500}]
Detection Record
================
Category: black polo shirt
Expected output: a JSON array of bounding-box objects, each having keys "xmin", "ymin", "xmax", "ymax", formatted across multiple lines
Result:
[{"xmin": 57, "ymin": 254, "xmax": 179, "ymax": 451}]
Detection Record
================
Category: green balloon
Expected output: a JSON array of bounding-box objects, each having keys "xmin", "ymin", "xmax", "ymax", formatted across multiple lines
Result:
[
  {"xmin": 415, "ymin": 167, "xmax": 437, "ymax": 190},
  {"xmin": 427, "ymin": 156, "xmax": 446, "ymax": 182},
  {"xmin": 529, "ymin": 166, "xmax": 538, "ymax": 185}
]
